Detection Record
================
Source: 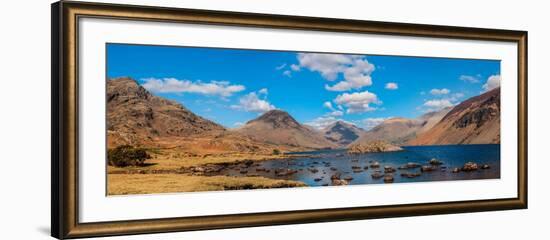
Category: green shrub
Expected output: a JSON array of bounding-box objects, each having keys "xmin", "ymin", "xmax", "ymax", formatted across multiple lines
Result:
[
  {"xmin": 108, "ymin": 145, "xmax": 151, "ymax": 167},
  {"xmin": 272, "ymin": 149, "xmax": 281, "ymax": 155}
]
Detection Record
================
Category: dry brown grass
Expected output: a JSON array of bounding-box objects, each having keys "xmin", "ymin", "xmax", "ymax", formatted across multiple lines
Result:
[
  {"xmin": 108, "ymin": 173, "xmax": 306, "ymax": 195},
  {"xmin": 107, "ymin": 148, "xmax": 307, "ymax": 173},
  {"xmin": 107, "ymin": 148, "xmax": 310, "ymax": 195}
]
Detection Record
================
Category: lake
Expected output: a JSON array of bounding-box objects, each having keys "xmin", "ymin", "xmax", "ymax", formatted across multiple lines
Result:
[{"xmin": 216, "ymin": 144, "xmax": 500, "ymax": 187}]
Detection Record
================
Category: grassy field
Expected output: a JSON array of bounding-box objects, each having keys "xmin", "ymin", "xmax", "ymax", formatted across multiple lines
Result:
[
  {"xmin": 107, "ymin": 148, "xmax": 308, "ymax": 195},
  {"xmin": 108, "ymin": 148, "xmax": 307, "ymax": 173},
  {"xmin": 108, "ymin": 173, "xmax": 306, "ymax": 195}
]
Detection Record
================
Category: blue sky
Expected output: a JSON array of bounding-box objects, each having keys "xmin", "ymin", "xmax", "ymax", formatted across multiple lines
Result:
[{"xmin": 107, "ymin": 43, "xmax": 501, "ymax": 130}]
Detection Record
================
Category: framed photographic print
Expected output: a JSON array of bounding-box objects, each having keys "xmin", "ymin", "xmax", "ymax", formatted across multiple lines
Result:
[{"xmin": 51, "ymin": 1, "xmax": 527, "ymax": 239}]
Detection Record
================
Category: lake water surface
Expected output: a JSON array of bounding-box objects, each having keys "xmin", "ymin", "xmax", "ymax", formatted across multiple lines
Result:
[{"xmin": 218, "ymin": 144, "xmax": 500, "ymax": 187}]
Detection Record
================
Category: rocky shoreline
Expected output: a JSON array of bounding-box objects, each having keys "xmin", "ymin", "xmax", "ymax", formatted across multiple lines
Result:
[
  {"xmin": 108, "ymin": 145, "xmax": 497, "ymax": 194},
  {"xmin": 110, "ymin": 154, "xmax": 494, "ymax": 188}
]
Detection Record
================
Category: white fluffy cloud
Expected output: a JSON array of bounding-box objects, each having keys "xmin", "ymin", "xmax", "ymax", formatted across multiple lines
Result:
[
  {"xmin": 329, "ymin": 110, "xmax": 344, "ymax": 117},
  {"xmin": 231, "ymin": 91, "xmax": 276, "ymax": 113},
  {"xmin": 297, "ymin": 53, "xmax": 352, "ymax": 80},
  {"xmin": 334, "ymin": 90, "xmax": 380, "ymax": 114},
  {"xmin": 420, "ymin": 91, "xmax": 464, "ymax": 112},
  {"xmin": 430, "ymin": 88, "xmax": 450, "ymax": 95},
  {"xmin": 142, "ymin": 78, "xmax": 245, "ymax": 97},
  {"xmin": 385, "ymin": 82, "xmax": 398, "ymax": 90},
  {"xmin": 306, "ymin": 116, "xmax": 347, "ymax": 130},
  {"xmin": 296, "ymin": 53, "xmax": 375, "ymax": 91},
  {"xmin": 459, "ymin": 74, "xmax": 481, "ymax": 83},
  {"xmin": 361, "ymin": 117, "xmax": 388, "ymax": 130},
  {"xmin": 423, "ymin": 99, "xmax": 454, "ymax": 110},
  {"xmin": 323, "ymin": 101, "xmax": 335, "ymax": 111},
  {"xmin": 482, "ymin": 75, "xmax": 501, "ymax": 92}
]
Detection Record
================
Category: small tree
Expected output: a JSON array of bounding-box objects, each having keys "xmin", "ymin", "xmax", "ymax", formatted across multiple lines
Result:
[
  {"xmin": 272, "ymin": 149, "xmax": 281, "ymax": 155},
  {"xmin": 108, "ymin": 145, "xmax": 151, "ymax": 167}
]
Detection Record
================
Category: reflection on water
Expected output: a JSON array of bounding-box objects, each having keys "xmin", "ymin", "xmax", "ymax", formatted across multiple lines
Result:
[{"xmin": 216, "ymin": 144, "xmax": 500, "ymax": 186}]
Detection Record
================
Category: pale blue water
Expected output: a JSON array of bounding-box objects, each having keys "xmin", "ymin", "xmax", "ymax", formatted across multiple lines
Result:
[{"xmin": 217, "ymin": 144, "xmax": 500, "ymax": 186}]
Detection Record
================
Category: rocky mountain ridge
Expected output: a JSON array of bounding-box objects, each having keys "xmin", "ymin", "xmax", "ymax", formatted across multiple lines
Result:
[{"xmin": 408, "ymin": 87, "xmax": 500, "ymax": 145}]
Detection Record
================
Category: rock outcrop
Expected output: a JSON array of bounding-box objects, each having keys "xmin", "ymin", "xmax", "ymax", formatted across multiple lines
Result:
[{"xmin": 347, "ymin": 140, "xmax": 403, "ymax": 154}]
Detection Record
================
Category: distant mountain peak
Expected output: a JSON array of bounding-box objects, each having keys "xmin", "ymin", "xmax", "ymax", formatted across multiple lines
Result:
[
  {"xmin": 352, "ymin": 107, "xmax": 452, "ymax": 146},
  {"xmin": 323, "ymin": 120, "xmax": 365, "ymax": 148},
  {"xmin": 236, "ymin": 109, "xmax": 337, "ymax": 149},
  {"xmin": 325, "ymin": 120, "xmax": 361, "ymax": 131},
  {"xmin": 247, "ymin": 109, "xmax": 300, "ymax": 129},
  {"xmin": 332, "ymin": 120, "xmax": 352, "ymax": 127}
]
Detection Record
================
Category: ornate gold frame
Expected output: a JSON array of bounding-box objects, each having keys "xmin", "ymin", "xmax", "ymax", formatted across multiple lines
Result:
[{"xmin": 51, "ymin": 1, "xmax": 527, "ymax": 239}]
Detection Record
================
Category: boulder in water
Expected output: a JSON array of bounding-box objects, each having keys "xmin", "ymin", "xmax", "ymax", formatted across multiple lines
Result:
[
  {"xmin": 384, "ymin": 166, "xmax": 396, "ymax": 173},
  {"xmin": 462, "ymin": 162, "xmax": 479, "ymax": 171},
  {"xmin": 370, "ymin": 161, "xmax": 381, "ymax": 168},
  {"xmin": 371, "ymin": 172, "xmax": 384, "ymax": 179},
  {"xmin": 428, "ymin": 158, "xmax": 443, "ymax": 165},
  {"xmin": 421, "ymin": 165, "xmax": 437, "ymax": 172},
  {"xmin": 398, "ymin": 162, "xmax": 421, "ymax": 169}
]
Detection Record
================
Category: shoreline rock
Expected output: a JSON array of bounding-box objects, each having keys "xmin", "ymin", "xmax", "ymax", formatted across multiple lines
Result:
[
  {"xmin": 398, "ymin": 162, "xmax": 421, "ymax": 169},
  {"xmin": 462, "ymin": 162, "xmax": 479, "ymax": 171},
  {"xmin": 428, "ymin": 158, "xmax": 443, "ymax": 165}
]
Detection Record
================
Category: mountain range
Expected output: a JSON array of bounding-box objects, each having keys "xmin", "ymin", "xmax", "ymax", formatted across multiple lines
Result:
[
  {"xmin": 107, "ymin": 78, "xmax": 283, "ymax": 154},
  {"xmin": 107, "ymin": 77, "xmax": 501, "ymax": 152},
  {"xmin": 351, "ymin": 107, "xmax": 452, "ymax": 146}
]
